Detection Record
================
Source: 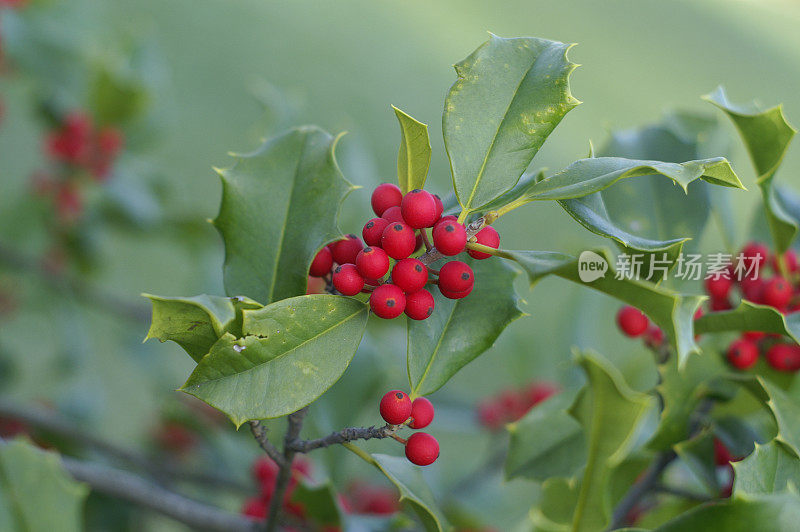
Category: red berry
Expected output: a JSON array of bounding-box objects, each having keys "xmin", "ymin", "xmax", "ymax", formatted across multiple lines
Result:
[
  {"xmin": 392, "ymin": 258, "xmax": 428, "ymax": 293},
  {"xmin": 371, "ymin": 183, "xmax": 403, "ymax": 216},
  {"xmin": 379, "ymin": 390, "xmax": 412, "ymax": 424},
  {"xmin": 710, "ymin": 297, "xmax": 732, "ymax": 312},
  {"xmin": 331, "ymin": 235, "xmax": 364, "ymax": 265},
  {"xmin": 362, "ymin": 218, "xmax": 390, "ymax": 247},
  {"xmin": 772, "ymin": 249, "xmax": 799, "ymax": 274},
  {"xmin": 704, "ymin": 276, "xmax": 733, "ymax": 300},
  {"xmin": 739, "ymin": 276, "xmax": 764, "ymax": 303},
  {"xmin": 432, "ymin": 194, "xmax": 444, "ymax": 220},
  {"xmin": 433, "ymin": 215, "xmax": 457, "ymax": 230},
  {"xmin": 405, "ymin": 289, "xmax": 434, "ymax": 320},
  {"xmin": 644, "ymin": 325, "xmax": 665, "ymax": 349},
  {"xmin": 370, "ymin": 284, "xmax": 406, "ymax": 319},
  {"xmin": 762, "ymin": 277, "xmax": 793, "ymax": 309},
  {"xmin": 714, "ymin": 438, "xmax": 734, "ymax": 465},
  {"xmin": 477, "ymin": 400, "xmax": 504, "ymax": 430},
  {"xmin": 252, "ymin": 456, "xmax": 279, "ymax": 485},
  {"xmin": 524, "ymin": 382, "xmax": 558, "ymax": 408},
  {"xmin": 438, "ymin": 261, "xmax": 474, "ymax": 293},
  {"xmin": 400, "ymin": 189, "xmax": 439, "ymax": 229},
  {"xmin": 382, "ymin": 205, "xmax": 404, "ymax": 224},
  {"xmin": 356, "ymin": 247, "xmax": 390, "ymax": 280},
  {"xmin": 432, "ymin": 220, "xmax": 466, "ymax": 256},
  {"xmin": 468, "ymin": 226, "xmax": 500, "ymax": 260},
  {"xmin": 727, "ymin": 338, "xmax": 759, "ymax": 370},
  {"xmin": 309, "ymin": 247, "xmax": 333, "ymax": 277},
  {"xmin": 332, "ymin": 264, "xmax": 364, "ymax": 296},
  {"xmin": 741, "ymin": 242, "xmax": 769, "ymax": 270},
  {"xmin": 616, "ymin": 306, "xmax": 649, "ymax": 337},
  {"xmin": 381, "ymin": 222, "xmax": 416, "ymax": 260},
  {"xmin": 241, "ymin": 496, "xmax": 267, "ymax": 519},
  {"xmin": 408, "ymin": 397, "xmax": 434, "ymax": 429},
  {"xmin": 439, "ymin": 284, "xmax": 473, "ymax": 300},
  {"xmin": 743, "ymin": 331, "xmax": 766, "ymax": 341},
  {"xmin": 765, "ymin": 343, "xmax": 800, "ymax": 372},
  {"xmin": 404, "ymin": 432, "xmax": 439, "ymax": 466}
]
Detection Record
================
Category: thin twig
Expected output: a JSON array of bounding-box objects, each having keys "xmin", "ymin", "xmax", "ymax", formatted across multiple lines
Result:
[
  {"xmin": 607, "ymin": 451, "xmax": 677, "ymax": 530},
  {"xmin": 52, "ymin": 453, "xmax": 259, "ymax": 532},
  {"xmin": 248, "ymin": 421, "xmax": 287, "ymax": 467},
  {"xmin": 418, "ymin": 216, "xmax": 486, "ymax": 267},
  {"xmin": 0, "ymin": 241, "xmax": 150, "ymax": 323},
  {"xmin": 287, "ymin": 424, "xmax": 396, "ymax": 453},
  {"xmin": 0, "ymin": 400, "xmax": 251, "ymax": 493},
  {"xmin": 265, "ymin": 407, "xmax": 308, "ymax": 532}
]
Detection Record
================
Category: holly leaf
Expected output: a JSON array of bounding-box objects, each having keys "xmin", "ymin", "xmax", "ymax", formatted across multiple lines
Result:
[
  {"xmin": 674, "ymin": 430, "xmax": 719, "ymax": 494},
  {"xmin": 733, "ymin": 440, "xmax": 800, "ymax": 495},
  {"xmin": 654, "ymin": 492, "xmax": 800, "ymax": 531},
  {"xmin": 393, "ymin": 106, "xmax": 431, "ymax": 194},
  {"xmin": 345, "ymin": 447, "xmax": 448, "ymax": 532},
  {"xmin": 407, "ymin": 258, "xmax": 524, "ymax": 396},
  {"xmin": 694, "ymin": 301, "xmax": 800, "ymax": 343},
  {"xmin": 530, "ymin": 477, "xmax": 579, "ymax": 531},
  {"xmin": 214, "ymin": 127, "xmax": 356, "ymax": 305},
  {"xmin": 180, "ymin": 295, "xmax": 369, "ymax": 426},
  {"xmin": 505, "ymin": 388, "xmax": 585, "ymax": 481},
  {"xmin": 567, "ymin": 352, "xmax": 654, "ymax": 531},
  {"xmin": 443, "ymin": 34, "xmax": 579, "ymax": 217},
  {"xmin": 503, "ymin": 249, "xmax": 704, "ymax": 366},
  {"xmin": 143, "ymin": 294, "xmax": 262, "ymax": 362},
  {"xmin": 704, "ymin": 86, "xmax": 798, "ymax": 254},
  {"xmin": 0, "ymin": 438, "xmax": 88, "ymax": 532},
  {"xmin": 738, "ymin": 376, "xmax": 800, "ymax": 457}
]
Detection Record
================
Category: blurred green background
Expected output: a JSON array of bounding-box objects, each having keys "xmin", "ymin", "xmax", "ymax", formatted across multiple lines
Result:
[{"xmin": 2, "ymin": 0, "xmax": 800, "ymax": 529}]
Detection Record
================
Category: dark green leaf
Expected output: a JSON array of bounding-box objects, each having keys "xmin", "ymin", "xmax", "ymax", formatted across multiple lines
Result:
[
  {"xmin": 443, "ymin": 34, "xmax": 579, "ymax": 217},
  {"xmin": 654, "ymin": 492, "xmax": 800, "ymax": 531},
  {"xmin": 0, "ymin": 439, "xmax": 88, "ymax": 532},
  {"xmin": 530, "ymin": 477, "xmax": 579, "ymax": 531},
  {"xmin": 695, "ymin": 301, "xmax": 800, "ymax": 343},
  {"xmin": 704, "ymin": 86, "xmax": 798, "ymax": 254},
  {"xmin": 407, "ymin": 258, "xmax": 524, "ymax": 396},
  {"xmin": 733, "ymin": 440, "xmax": 800, "ymax": 495},
  {"xmin": 181, "ymin": 295, "xmax": 368, "ymax": 426},
  {"xmin": 144, "ymin": 294, "xmax": 262, "ymax": 362},
  {"xmin": 393, "ymin": 106, "xmax": 431, "ymax": 194},
  {"xmin": 214, "ymin": 127, "xmax": 356, "ymax": 305},
  {"xmin": 738, "ymin": 377, "xmax": 800, "ymax": 457}
]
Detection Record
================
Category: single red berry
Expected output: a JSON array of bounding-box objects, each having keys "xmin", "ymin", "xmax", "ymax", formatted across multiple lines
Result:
[
  {"xmin": 704, "ymin": 276, "xmax": 733, "ymax": 300},
  {"xmin": 379, "ymin": 390, "xmax": 412, "ymax": 424},
  {"xmin": 439, "ymin": 284, "xmax": 473, "ymax": 300},
  {"xmin": 241, "ymin": 496, "xmax": 267, "ymax": 519},
  {"xmin": 616, "ymin": 306, "xmax": 649, "ymax": 337},
  {"xmin": 252, "ymin": 456, "xmax": 279, "ymax": 485},
  {"xmin": 362, "ymin": 218, "xmax": 390, "ymax": 247},
  {"xmin": 765, "ymin": 343, "xmax": 800, "ymax": 372},
  {"xmin": 331, "ymin": 235, "xmax": 364, "ymax": 265},
  {"xmin": 644, "ymin": 325, "xmax": 665, "ymax": 349},
  {"xmin": 309, "ymin": 247, "xmax": 334, "ymax": 277},
  {"xmin": 381, "ymin": 222, "xmax": 416, "ymax": 260},
  {"xmin": 371, "ymin": 183, "xmax": 403, "ymax": 216},
  {"xmin": 433, "ymin": 215, "xmax": 457, "ymax": 230},
  {"xmin": 356, "ymin": 247, "xmax": 390, "ymax": 280},
  {"xmin": 332, "ymin": 264, "xmax": 364, "ymax": 296},
  {"xmin": 432, "ymin": 194, "xmax": 444, "ymax": 220},
  {"xmin": 710, "ymin": 297, "xmax": 733, "ymax": 312},
  {"xmin": 392, "ymin": 258, "xmax": 428, "ymax": 293},
  {"xmin": 432, "ymin": 220, "xmax": 467, "ymax": 256},
  {"xmin": 468, "ymin": 226, "xmax": 500, "ymax": 260},
  {"xmin": 762, "ymin": 277, "xmax": 793, "ymax": 310},
  {"xmin": 740, "ymin": 242, "xmax": 769, "ymax": 270},
  {"xmin": 404, "ymin": 432, "xmax": 439, "ymax": 466},
  {"xmin": 370, "ymin": 283, "xmax": 406, "ymax": 319},
  {"xmin": 408, "ymin": 397, "xmax": 435, "ymax": 429},
  {"xmin": 381, "ymin": 205, "xmax": 404, "ymax": 224},
  {"xmin": 400, "ymin": 189, "xmax": 439, "ymax": 229},
  {"xmin": 438, "ymin": 261, "xmax": 474, "ymax": 293},
  {"xmin": 739, "ymin": 276, "xmax": 765, "ymax": 303},
  {"xmin": 405, "ymin": 289, "xmax": 435, "ymax": 320},
  {"xmin": 727, "ymin": 338, "xmax": 759, "ymax": 370}
]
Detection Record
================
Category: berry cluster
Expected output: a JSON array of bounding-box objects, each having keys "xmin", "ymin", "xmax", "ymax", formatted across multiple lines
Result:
[
  {"xmin": 44, "ymin": 111, "xmax": 124, "ymax": 182},
  {"xmin": 702, "ymin": 242, "xmax": 800, "ymax": 372},
  {"xmin": 307, "ymin": 183, "xmax": 500, "ymax": 319},
  {"xmin": 477, "ymin": 382, "xmax": 559, "ymax": 431},
  {"xmin": 241, "ymin": 455, "xmax": 312, "ymax": 523},
  {"xmin": 379, "ymin": 390, "xmax": 439, "ymax": 466}
]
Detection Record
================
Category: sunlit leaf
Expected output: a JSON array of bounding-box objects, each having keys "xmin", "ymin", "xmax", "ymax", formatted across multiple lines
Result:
[{"xmin": 393, "ymin": 106, "xmax": 431, "ymax": 194}]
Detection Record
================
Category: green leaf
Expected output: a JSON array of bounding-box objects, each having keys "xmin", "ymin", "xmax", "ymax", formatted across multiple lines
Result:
[
  {"xmin": 90, "ymin": 65, "xmax": 149, "ymax": 126},
  {"xmin": 407, "ymin": 258, "xmax": 524, "ymax": 396},
  {"xmin": 503, "ymin": 156, "xmax": 743, "ymax": 207},
  {"xmin": 291, "ymin": 481, "xmax": 342, "ymax": 527},
  {"xmin": 674, "ymin": 430, "xmax": 719, "ymax": 494},
  {"xmin": 568, "ymin": 352, "xmax": 654, "ymax": 532},
  {"xmin": 654, "ymin": 492, "xmax": 800, "ymax": 531},
  {"xmin": 733, "ymin": 440, "xmax": 800, "ymax": 495},
  {"xmin": 704, "ymin": 86, "xmax": 798, "ymax": 254},
  {"xmin": 503, "ymin": 249, "xmax": 704, "ymax": 366},
  {"xmin": 214, "ymin": 127, "xmax": 356, "ymax": 305},
  {"xmin": 143, "ymin": 294, "xmax": 262, "ymax": 362},
  {"xmin": 505, "ymin": 388, "xmax": 584, "ymax": 481},
  {"xmin": 738, "ymin": 376, "xmax": 800, "ymax": 457},
  {"xmin": 443, "ymin": 34, "xmax": 579, "ymax": 217},
  {"xmin": 345, "ymin": 447, "xmax": 448, "ymax": 532},
  {"xmin": 694, "ymin": 301, "xmax": 800, "ymax": 343},
  {"xmin": 530, "ymin": 477, "xmax": 579, "ymax": 531},
  {"xmin": 181, "ymin": 295, "xmax": 368, "ymax": 426},
  {"xmin": 0, "ymin": 438, "xmax": 88, "ymax": 532},
  {"xmin": 393, "ymin": 106, "xmax": 431, "ymax": 194}
]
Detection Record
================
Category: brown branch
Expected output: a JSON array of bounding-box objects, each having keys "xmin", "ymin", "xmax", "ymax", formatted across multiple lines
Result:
[
  {"xmin": 264, "ymin": 407, "xmax": 307, "ymax": 532},
  {"xmin": 418, "ymin": 215, "xmax": 486, "ymax": 267},
  {"xmin": 607, "ymin": 451, "xmax": 677, "ymax": 530},
  {"xmin": 287, "ymin": 424, "xmax": 396, "ymax": 453},
  {"xmin": 248, "ymin": 421, "xmax": 286, "ymax": 467}
]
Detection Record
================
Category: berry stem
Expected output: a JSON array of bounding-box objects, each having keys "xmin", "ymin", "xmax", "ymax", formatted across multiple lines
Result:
[
  {"xmin": 465, "ymin": 241, "xmax": 501, "ymax": 257},
  {"xmin": 427, "ymin": 266, "xmax": 440, "ymax": 276},
  {"xmin": 417, "ymin": 215, "xmax": 488, "ymax": 267},
  {"xmin": 420, "ymin": 228, "xmax": 432, "ymax": 251},
  {"xmin": 360, "ymin": 287, "xmax": 375, "ymax": 293},
  {"xmin": 389, "ymin": 434, "xmax": 408, "ymax": 445}
]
